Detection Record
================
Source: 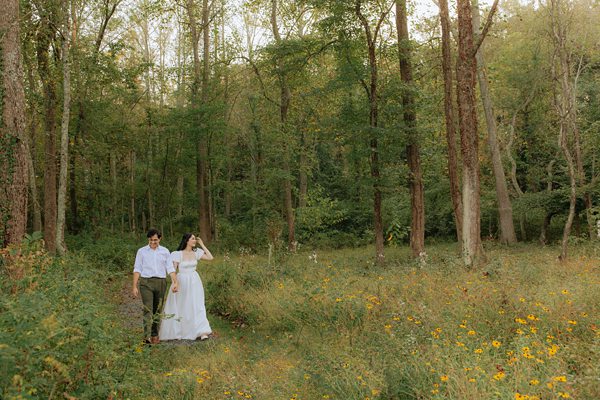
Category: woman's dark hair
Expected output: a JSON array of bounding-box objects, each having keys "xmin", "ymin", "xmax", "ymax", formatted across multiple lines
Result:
[
  {"xmin": 176, "ymin": 233, "xmax": 194, "ymax": 251},
  {"xmin": 147, "ymin": 228, "xmax": 162, "ymax": 238}
]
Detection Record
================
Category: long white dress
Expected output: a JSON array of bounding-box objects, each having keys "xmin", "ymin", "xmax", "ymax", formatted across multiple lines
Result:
[{"xmin": 159, "ymin": 249, "xmax": 212, "ymax": 340}]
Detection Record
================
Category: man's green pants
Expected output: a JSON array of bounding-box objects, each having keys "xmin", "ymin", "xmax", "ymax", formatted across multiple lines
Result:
[{"xmin": 139, "ymin": 277, "xmax": 166, "ymax": 339}]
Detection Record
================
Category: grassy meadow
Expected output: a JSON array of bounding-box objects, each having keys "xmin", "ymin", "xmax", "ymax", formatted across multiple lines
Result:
[{"xmin": 1, "ymin": 240, "xmax": 600, "ymax": 399}]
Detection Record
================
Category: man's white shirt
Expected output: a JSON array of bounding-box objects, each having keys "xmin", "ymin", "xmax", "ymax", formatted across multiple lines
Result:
[{"xmin": 133, "ymin": 245, "xmax": 175, "ymax": 277}]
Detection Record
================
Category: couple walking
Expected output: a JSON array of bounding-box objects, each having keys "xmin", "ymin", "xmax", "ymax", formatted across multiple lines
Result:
[{"xmin": 132, "ymin": 229, "xmax": 214, "ymax": 344}]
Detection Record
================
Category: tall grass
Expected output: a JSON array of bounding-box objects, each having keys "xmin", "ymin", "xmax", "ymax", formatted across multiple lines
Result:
[{"xmin": 2, "ymin": 241, "xmax": 599, "ymax": 399}]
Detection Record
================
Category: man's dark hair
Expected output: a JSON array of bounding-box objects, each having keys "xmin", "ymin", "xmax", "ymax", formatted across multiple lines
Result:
[{"xmin": 147, "ymin": 228, "xmax": 162, "ymax": 239}]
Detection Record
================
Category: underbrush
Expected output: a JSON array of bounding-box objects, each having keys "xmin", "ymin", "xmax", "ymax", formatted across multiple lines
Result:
[
  {"xmin": 0, "ymin": 243, "xmax": 158, "ymax": 399},
  {"xmin": 197, "ymin": 243, "xmax": 600, "ymax": 399}
]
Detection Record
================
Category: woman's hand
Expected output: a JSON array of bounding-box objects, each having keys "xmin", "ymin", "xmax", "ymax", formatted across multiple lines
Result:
[{"xmin": 197, "ymin": 237, "xmax": 205, "ymax": 248}]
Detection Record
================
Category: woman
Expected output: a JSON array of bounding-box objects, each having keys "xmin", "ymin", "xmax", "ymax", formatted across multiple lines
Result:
[{"xmin": 159, "ymin": 233, "xmax": 214, "ymax": 341}]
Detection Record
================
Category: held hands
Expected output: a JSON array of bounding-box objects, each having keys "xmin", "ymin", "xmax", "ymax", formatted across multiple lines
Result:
[{"xmin": 171, "ymin": 282, "xmax": 179, "ymax": 293}]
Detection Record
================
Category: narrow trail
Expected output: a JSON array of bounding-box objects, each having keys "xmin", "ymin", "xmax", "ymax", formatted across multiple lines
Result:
[
  {"xmin": 112, "ymin": 275, "xmax": 305, "ymax": 398},
  {"xmin": 114, "ymin": 275, "xmax": 240, "ymax": 347}
]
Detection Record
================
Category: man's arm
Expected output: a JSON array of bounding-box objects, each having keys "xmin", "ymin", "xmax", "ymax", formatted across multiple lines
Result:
[
  {"xmin": 132, "ymin": 249, "xmax": 143, "ymax": 297},
  {"xmin": 166, "ymin": 250, "xmax": 178, "ymax": 292},
  {"xmin": 169, "ymin": 271, "xmax": 178, "ymax": 292},
  {"xmin": 132, "ymin": 272, "xmax": 140, "ymax": 297}
]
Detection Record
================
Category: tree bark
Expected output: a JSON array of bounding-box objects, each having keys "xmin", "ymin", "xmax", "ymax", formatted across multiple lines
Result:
[
  {"xmin": 25, "ymin": 131, "xmax": 41, "ymax": 233},
  {"xmin": 198, "ymin": 0, "xmax": 212, "ymax": 242},
  {"xmin": 1, "ymin": 0, "xmax": 29, "ymax": 246},
  {"xmin": 471, "ymin": 0, "xmax": 516, "ymax": 245},
  {"xmin": 438, "ymin": 0, "xmax": 463, "ymax": 241},
  {"xmin": 539, "ymin": 159, "xmax": 556, "ymax": 245},
  {"xmin": 356, "ymin": 0, "xmax": 387, "ymax": 264},
  {"xmin": 56, "ymin": 0, "xmax": 71, "ymax": 255},
  {"xmin": 37, "ymin": 14, "xmax": 58, "ymax": 252},
  {"xmin": 129, "ymin": 150, "xmax": 136, "ymax": 232},
  {"xmin": 299, "ymin": 132, "xmax": 308, "ymax": 208},
  {"xmin": 185, "ymin": 0, "xmax": 212, "ymax": 242},
  {"xmin": 457, "ymin": 0, "xmax": 482, "ymax": 267},
  {"xmin": 549, "ymin": 0, "xmax": 578, "ymax": 261},
  {"xmin": 271, "ymin": 0, "xmax": 296, "ymax": 251},
  {"xmin": 23, "ymin": 38, "xmax": 42, "ymax": 233},
  {"xmin": 396, "ymin": 0, "xmax": 425, "ymax": 259}
]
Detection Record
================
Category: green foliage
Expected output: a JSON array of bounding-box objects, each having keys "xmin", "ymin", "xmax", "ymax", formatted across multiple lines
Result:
[
  {"xmin": 0, "ymin": 249, "xmax": 131, "ymax": 399},
  {"xmin": 296, "ymin": 186, "xmax": 348, "ymax": 242},
  {"xmin": 66, "ymin": 232, "xmax": 140, "ymax": 272},
  {"xmin": 21, "ymin": 231, "xmax": 44, "ymax": 248}
]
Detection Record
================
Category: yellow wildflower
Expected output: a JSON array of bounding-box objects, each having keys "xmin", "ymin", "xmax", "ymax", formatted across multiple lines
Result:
[{"xmin": 493, "ymin": 371, "xmax": 506, "ymax": 380}]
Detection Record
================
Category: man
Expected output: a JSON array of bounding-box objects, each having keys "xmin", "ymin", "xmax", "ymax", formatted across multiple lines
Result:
[{"xmin": 132, "ymin": 228, "xmax": 178, "ymax": 344}]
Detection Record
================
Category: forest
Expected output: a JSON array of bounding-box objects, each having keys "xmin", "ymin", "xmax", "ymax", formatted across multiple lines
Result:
[
  {"xmin": 1, "ymin": 0, "xmax": 600, "ymax": 398},
  {"xmin": 1, "ymin": 0, "xmax": 597, "ymax": 263}
]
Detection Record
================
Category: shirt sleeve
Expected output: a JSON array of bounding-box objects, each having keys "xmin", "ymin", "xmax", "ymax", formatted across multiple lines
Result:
[
  {"xmin": 195, "ymin": 248, "xmax": 205, "ymax": 260},
  {"xmin": 167, "ymin": 251, "xmax": 178, "ymax": 274},
  {"xmin": 133, "ymin": 248, "xmax": 143, "ymax": 274}
]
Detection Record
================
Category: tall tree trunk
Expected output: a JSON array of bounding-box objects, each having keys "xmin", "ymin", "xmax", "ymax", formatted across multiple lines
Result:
[
  {"xmin": 356, "ymin": 1, "xmax": 387, "ymax": 264},
  {"xmin": 457, "ymin": 0, "xmax": 482, "ymax": 267},
  {"xmin": 25, "ymin": 133, "xmax": 42, "ymax": 233},
  {"xmin": 539, "ymin": 159, "xmax": 555, "ymax": 245},
  {"xmin": 439, "ymin": 0, "xmax": 463, "ymax": 241},
  {"xmin": 197, "ymin": 0, "xmax": 211, "ymax": 242},
  {"xmin": 185, "ymin": 0, "xmax": 212, "ymax": 243},
  {"xmin": 23, "ymin": 41, "xmax": 42, "ymax": 233},
  {"xmin": 570, "ymin": 58, "xmax": 592, "ymax": 239},
  {"xmin": 558, "ymin": 124, "xmax": 577, "ymax": 261},
  {"xmin": 471, "ymin": 0, "xmax": 516, "ymax": 245},
  {"xmin": 271, "ymin": 0, "xmax": 296, "ymax": 251},
  {"xmin": 110, "ymin": 152, "xmax": 117, "ymax": 229},
  {"xmin": 130, "ymin": 150, "xmax": 136, "ymax": 232},
  {"xmin": 397, "ymin": 0, "xmax": 425, "ymax": 259},
  {"xmin": 1, "ymin": 0, "xmax": 29, "ymax": 246},
  {"xmin": 299, "ymin": 132, "xmax": 308, "ymax": 208},
  {"xmin": 145, "ymin": 116, "xmax": 154, "ymax": 228},
  {"xmin": 550, "ymin": 0, "xmax": 578, "ymax": 261},
  {"xmin": 69, "ymin": 114, "xmax": 80, "ymax": 232},
  {"xmin": 56, "ymin": 0, "xmax": 71, "ymax": 255},
  {"xmin": 507, "ymin": 91, "xmax": 537, "ymax": 241},
  {"xmin": 37, "ymin": 16, "xmax": 58, "ymax": 252}
]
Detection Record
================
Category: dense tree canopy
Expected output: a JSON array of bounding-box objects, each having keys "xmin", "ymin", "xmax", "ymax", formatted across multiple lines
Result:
[{"xmin": 2, "ymin": 0, "xmax": 600, "ymax": 262}]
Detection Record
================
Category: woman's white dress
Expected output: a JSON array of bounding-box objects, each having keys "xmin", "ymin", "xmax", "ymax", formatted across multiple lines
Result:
[{"xmin": 159, "ymin": 249, "xmax": 212, "ymax": 340}]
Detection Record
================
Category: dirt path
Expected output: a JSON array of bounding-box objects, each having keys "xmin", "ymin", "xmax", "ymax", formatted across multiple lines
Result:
[
  {"xmin": 115, "ymin": 276, "xmax": 227, "ymax": 346},
  {"xmin": 116, "ymin": 275, "xmax": 144, "ymax": 334}
]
